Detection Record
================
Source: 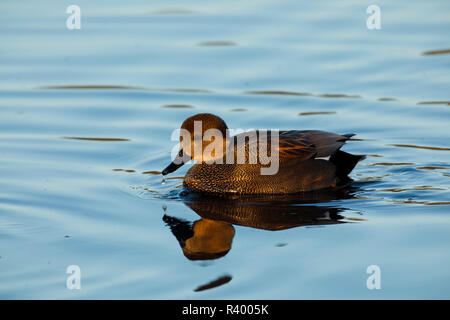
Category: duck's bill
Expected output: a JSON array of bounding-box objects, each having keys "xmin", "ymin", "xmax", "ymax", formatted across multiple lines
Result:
[
  {"xmin": 162, "ymin": 161, "xmax": 184, "ymax": 175},
  {"xmin": 162, "ymin": 149, "xmax": 187, "ymax": 175}
]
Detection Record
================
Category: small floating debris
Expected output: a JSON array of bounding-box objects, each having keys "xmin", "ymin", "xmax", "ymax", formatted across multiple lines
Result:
[
  {"xmin": 230, "ymin": 108, "xmax": 247, "ymax": 112},
  {"xmin": 416, "ymin": 166, "xmax": 448, "ymax": 170},
  {"xmin": 142, "ymin": 170, "xmax": 162, "ymax": 175},
  {"xmin": 164, "ymin": 88, "xmax": 212, "ymax": 94},
  {"xmin": 367, "ymin": 154, "xmax": 383, "ymax": 158},
  {"xmin": 165, "ymin": 176, "xmax": 184, "ymax": 180},
  {"xmin": 370, "ymin": 162, "xmax": 413, "ymax": 166},
  {"xmin": 162, "ymin": 104, "xmax": 194, "ymax": 109},
  {"xmin": 194, "ymin": 275, "xmax": 232, "ymax": 292},
  {"xmin": 378, "ymin": 97, "xmax": 397, "ymax": 101},
  {"xmin": 298, "ymin": 111, "xmax": 336, "ymax": 116},
  {"xmin": 417, "ymin": 101, "xmax": 450, "ymax": 106},
  {"xmin": 245, "ymin": 90, "xmax": 311, "ymax": 96},
  {"xmin": 40, "ymin": 85, "xmax": 143, "ymax": 90},
  {"xmin": 318, "ymin": 93, "xmax": 361, "ymax": 99},
  {"xmin": 197, "ymin": 41, "xmax": 236, "ymax": 46},
  {"xmin": 40, "ymin": 85, "xmax": 214, "ymax": 95},
  {"xmin": 275, "ymin": 243, "xmax": 287, "ymax": 247},
  {"xmin": 422, "ymin": 49, "xmax": 450, "ymax": 56},
  {"xmin": 388, "ymin": 144, "xmax": 450, "ymax": 151},
  {"xmin": 113, "ymin": 169, "xmax": 135, "ymax": 173},
  {"xmin": 63, "ymin": 137, "xmax": 130, "ymax": 142}
]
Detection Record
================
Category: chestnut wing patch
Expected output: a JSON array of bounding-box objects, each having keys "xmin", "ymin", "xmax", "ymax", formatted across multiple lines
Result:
[
  {"xmin": 277, "ymin": 131, "xmax": 317, "ymax": 160},
  {"xmin": 228, "ymin": 130, "xmax": 352, "ymax": 164}
]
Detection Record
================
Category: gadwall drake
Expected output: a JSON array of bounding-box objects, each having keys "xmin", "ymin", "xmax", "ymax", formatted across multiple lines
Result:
[{"xmin": 162, "ymin": 113, "xmax": 365, "ymax": 194}]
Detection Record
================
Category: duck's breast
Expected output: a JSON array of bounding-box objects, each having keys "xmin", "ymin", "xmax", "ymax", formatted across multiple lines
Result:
[{"xmin": 183, "ymin": 160, "xmax": 337, "ymax": 194}]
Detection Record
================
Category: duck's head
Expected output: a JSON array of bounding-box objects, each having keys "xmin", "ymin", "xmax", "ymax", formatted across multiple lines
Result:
[{"xmin": 162, "ymin": 113, "xmax": 229, "ymax": 175}]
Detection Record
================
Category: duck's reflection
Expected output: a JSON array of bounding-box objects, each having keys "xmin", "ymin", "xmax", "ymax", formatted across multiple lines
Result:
[
  {"xmin": 163, "ymin": 188, "xmax": 357, "ymax": 261},
  {"xmin": 163, "ymin": 215, "xmax": 234, "ymax": 261}
]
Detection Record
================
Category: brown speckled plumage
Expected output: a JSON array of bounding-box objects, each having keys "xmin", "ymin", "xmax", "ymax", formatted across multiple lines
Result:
[{"xmin": 184, "ymin": 159, "xmax": 337, "ymax": 194}]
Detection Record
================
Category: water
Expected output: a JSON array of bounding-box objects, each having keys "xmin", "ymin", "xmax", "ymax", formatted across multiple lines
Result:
[{"xmin": 0, "ymin": 0, "xmax": 449, "ymax": 299}]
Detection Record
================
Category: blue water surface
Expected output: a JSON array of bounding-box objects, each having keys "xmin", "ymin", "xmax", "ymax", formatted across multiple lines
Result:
[{"xmin": 0, "ymin": 0, "xmax": 449, "ymax": 299}]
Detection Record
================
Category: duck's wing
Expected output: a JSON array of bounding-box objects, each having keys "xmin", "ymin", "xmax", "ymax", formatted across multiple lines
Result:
[
  {"xmin": 276, "ymin": 130, "xmax": 354, "ymax": 160},
  {"xmin": 277, "ymin": 130, "xmax": 316, "ymax": 160},
  {"xmin": 228, "ymin": 130, "xmax": 353, "ymax": 163},
  {"xmin": 300, "ymin": 130, "xmax": 354, "ymax": 158},
  {"xmin": 229, "ymin": 130, "xmax": 316, "ymax": 163}
]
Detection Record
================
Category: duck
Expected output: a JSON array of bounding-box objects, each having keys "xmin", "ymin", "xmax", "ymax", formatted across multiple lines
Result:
[{"xmin": 162, "ymin": 113, "xmax": 365, "ymax": 194}]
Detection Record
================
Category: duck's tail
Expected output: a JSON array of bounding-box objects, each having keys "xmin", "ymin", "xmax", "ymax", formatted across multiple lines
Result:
[{"xmin": 330, "ymin": 150, "xmax": 366, "ymax": 181}]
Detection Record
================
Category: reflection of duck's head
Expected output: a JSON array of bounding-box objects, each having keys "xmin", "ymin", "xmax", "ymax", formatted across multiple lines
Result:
[{"xmin": 163, "ymin": 215, "xmax": 234, "ymax": 261}]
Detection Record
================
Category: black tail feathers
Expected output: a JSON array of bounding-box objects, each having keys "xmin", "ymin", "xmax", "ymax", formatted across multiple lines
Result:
[{"xmin": 330, "ymin": 150, "xmax": 365, "ymax": 181}]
